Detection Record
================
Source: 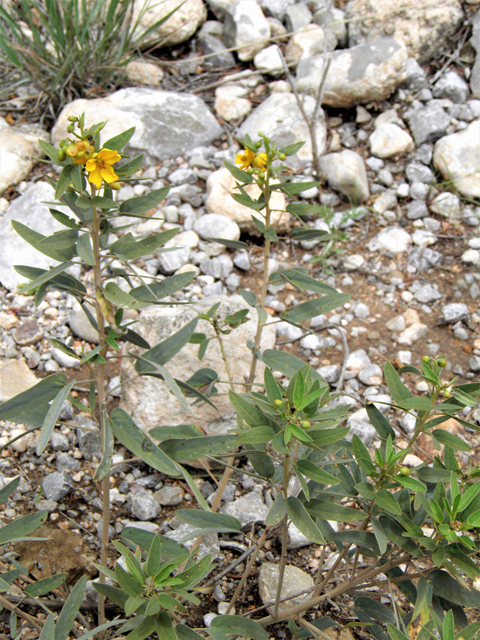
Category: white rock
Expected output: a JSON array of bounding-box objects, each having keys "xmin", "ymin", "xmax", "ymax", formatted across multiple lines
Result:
[
  {"xmin": 369, "ymin": 123, "xmax": 414, "ymax": 158},
  {"xmin": 0, "ymin": 127, "xmax": 48, "ymax": 196},
  {"xmin": 133, "ymin": 0, "xmax": 207, "ymax": 46},
  {"xmin": 206, "ymin": 167, "xmax": 289, "ymax": 234},
  {"xmin": 397, "ymin": 322, "xmax": 429, "ymax": 345},
  {"xmin": 223, "ymin": 0, "xmax": 270, "ymax": 61},
  {"xmin": 462, "ymin": 249, "xmax": 480, "ymax": 264},
  {"xmin": 296, "ymin": 37, "xmax": 407, "ymax": 108},
  {"xmin": 125, "ymin": 60, "xmax": 164, "ymax": 85},
  {"xmin": 319, "ymin": 150, "xmax": 369, "ymax": 203},
  {"xmin": 433, "ymin": 121, "xmax": 480, "ymax": 199},
  {"xmin": 238, "ymin": 92, "xmax": 326, "ymax": 169},
  {"xmin": 0, "ymin": 359, "xmax": 38, "ymax": 402},
  {"xmin": 52, "ymin": 89, "xmax": 223, "ymax": 162},
  {"xmin": 193, "ymin": 213, "xmax": 241, "ymax": 241},
  {"xmin": 367, "ymin": 226, "xmax": 412, "ymax": 253},
  {"xmin": 429, "ymin": 192, "xmax": 460, "ymax": 218},
  {"xmin": 120, "ymin": 296, "xmax": 275, "ymax": 434},
  {"xmin": 412, "ymin": 229, "xmax": 437, "ymax": 247},
  {"xmin": 345, "ymin": 0, "xmax": 464, "ymax": 64},
  {"xmin": 285, "ymin": 24, "xmax": 336, "ymax": 66},
  {"xmin": 253, "ymin": 44, "xmax": 284, "ymax": 76},
  {"xmin": 214, "ymin": 92, "xmax": 252, "ymax": 121}
]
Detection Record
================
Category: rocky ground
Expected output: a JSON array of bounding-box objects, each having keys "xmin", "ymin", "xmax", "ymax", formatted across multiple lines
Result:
[{"xmin": 1, "ymin": 0, "xmax": 480, "ymax": 636}]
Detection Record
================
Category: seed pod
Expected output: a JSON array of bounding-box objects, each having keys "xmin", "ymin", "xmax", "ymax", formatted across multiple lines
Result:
[
  {"xmin": 66, "ymin": 123, "xmax": 75, "ymax": 134},
  {"xmin": 301, "ymin": 420, "xmax": 311, "ymax": 429},
  {"xmin": 437, "ymin": 357, "xmax": 447, "ymax": 368},
  {"xmin": 400, "ymin": 466, "xmax": 411, "ymax": 476},
  {"xmin": 421, "ymin": 355, "xmax": 430, "ymax": 363},
  {"xmin": 57, "ymin": 148, "xmax": 66, "ymax": 161},
  {"xmin": 278, "ymin": 152, "xmax": 286, "ymax": 161},
  {"xmin": 273, "ymin": 399, "xmax": 284, "ymax": 408},
  {"xmin": 255, "ymin": 140, "xmax": 262, "ymax": 148},
  {"xmin": 110, "ymin": 182, "xmax": 121, "ymax": 191}
]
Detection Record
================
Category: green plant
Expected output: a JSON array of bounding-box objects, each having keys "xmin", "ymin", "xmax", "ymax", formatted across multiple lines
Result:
[
  {"xmin": 0, "ymin": 120, "xmax": 480, "ymax": 639},
  {"xmin": 0, "ymin": 0, "xmax": 175, "ymax": 114}
]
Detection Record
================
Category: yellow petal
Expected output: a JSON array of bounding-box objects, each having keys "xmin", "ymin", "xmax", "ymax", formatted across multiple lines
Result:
[
  {"xmin": 85, "ymin": 157, "xmax": 98, "ymax": 172},
  {"xmin": 88, "ymin": 167, "xmax": 103, "ymax": 189},
  {"xmin": 100, "ymin": 165, "xmax": 119, "ymax": 184},
  {"xmin": 98, "ymin": 148, "xmax": 121, "ymax": 164}
]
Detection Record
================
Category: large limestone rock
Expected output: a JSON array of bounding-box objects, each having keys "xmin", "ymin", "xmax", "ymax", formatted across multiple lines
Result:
[
  {"xmin": 0, "ymin": 183, "xmax": 65, "ymax": 291},
  {"xmin": 319, "ymin": 150, "xmax": 369, "ymax": 203},
  {"xmin": 52, "ymin": 89, "xmax": 223, "ymax": 162},
  {"xmin": 285, "ymin": 24, "xmax": 337, "ymax": 66},
  {"xmin": 345, "ymin": 0, "xmax": 464, "ymax": 64},
  {"xmin": 0, "ymin": 121, "xmax": 49, "ymax": 196},
  {"xmin": 369, "ymin": 123, "xmax": 414, "ymax": 158},
  {"xmin": 296, "ymin": 38, "xmax": 407, "ymax": 108},
  {"xmin": 120, "ymin": 295, "xmax": 276, "ymax": 435},
  {"xmin": 206, "ymin": 167, "xmax": 290, "ymax": 234},
  {"xmin": 237, "ymin": 93, "xmax": 326, "ymax": 169},
  {"xmin": 0, "ymin": 359, "xmax": 38, "ymax": 402},
  {"xmin": 223, "ymin": 0, "xmax": 270, "ymax": 61},
  {"xmin": 133, "ymin": 0, "xmax": 207, "ymax": 46},
  {"xmin": 433, "ymin": 120, "xmax": 480, "ymax": 199},
  {"xmin": 258, "ymin": 563, "xmax": 314, "ymax": 615}
]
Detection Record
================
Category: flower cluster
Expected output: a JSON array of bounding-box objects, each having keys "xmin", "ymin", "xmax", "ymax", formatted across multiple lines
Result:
[{"xmin": 235, "ymin": 147, "xmax": 267, "ymax": 172}]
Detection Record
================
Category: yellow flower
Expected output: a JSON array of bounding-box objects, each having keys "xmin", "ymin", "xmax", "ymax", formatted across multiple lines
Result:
[
  {"xmin": 235, "ymin": 147, "xmax": 256, "ymax": 170},
  {"xmin": 85, "ymin": 148, "xmax": 121, "ymax": 189},
  {"xmin": 253, "ymin": 152, "xmax": 267, "ymax": 169},
  {"xmin": 73, "ymin": 140, "xmax": 93, "ymax": 165}
]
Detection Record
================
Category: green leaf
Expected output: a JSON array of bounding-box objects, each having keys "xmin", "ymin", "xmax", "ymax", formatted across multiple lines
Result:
[
  {"xmin": 94, "ymin": 413, "xmax": 114, "ymax": 482},
  {"xmin": 119, "ymin": 186, "xmax": 171, "ymax": 215},
  {"xmin": 110, "ymin": 408, "xmax": 180, "ymax": 477},
  {"xmin": 284, "ymin": 294, "xmax": 350, "ymax": 323},
  {"xmin": 458, "ymin": 482, "xmax": 480, "ymax": 513},
  {"xmin": 102, "ymin": 282, "xmax": 149, "ymax": 310},
  {"xmin": 235, "ymin": 426, "xmax": 274, "ymax": 445},
  {"xmin": 131, "ymin": 271, "xmax": 196, "ymax": 302},
  {"xmin": 135, "ymin": 318, "xmax": 198, "ymax": 373},
  {"xmin": 36, "ymin": 380, "xmax": 75, "ymax": 455},
  {"xmin": 295, "ymin": 460, "xmax": 337, "ymax": 485},
  {"xmin": 159, "ymin": 435, "xmax": 237, "ymax": 462},
  {"xmin": 290, "ymin": 228, "xmax": 330, "ymax": 242},
  {"xmin": 177, "ymin": 625, "xmax": 205, "ymax": 640},
  {"xmin": 395, "ymin": 475, "xmax": 427, "ymax": 492},
  {"xmin": 121, "ymin": 528, "xmax": 188, "ymax": 559},
  {"xmin": 278, "ymin": 141, "xmax": 306, "ymax": 156},
  {"xmin": 386, "ymin": 623, "xmax": 410, "ymax": 640},
  {"xmin": 355, "ymin": 596, "xmax": 396, "ymax": 624},
  {"xmin": 104, "ymin": 127, "xmax": 136, "ymax": 151},
  {"xmin": 264, "ymin": 367, "xmax": 283, "ymax": 404},
  {"xmin": 211, "ymin": 615, "xmax": 268, "ymax": 640},
  {"xmin": 55, "ymin": 165, "xmax": 74, "ymax": 199},
  {"xmin": 92, "ymin": 582, "xmax": 128, "ymax": 608},
  {"xmin": 384, "ymin": 362, "xmax": 412, "ymax": 404},
  {"xmin": 223, "ymin": 160, "xmax": 254, "ymax": 184},
  {"xmin": 130, "ymin": 354, "xmax": 191, "ymax": 411},
  {"xmin": 124, "ymin": 615, "xmax": 157, "ymax": 640},
  {"xmin": 432, "ymin": 429, "xmax": 471, "ymax": 452},
  {"xmin": 49, "ymin": 208, "xmax": 80, "ymax": 229},
  {"xmin": 270, "ymin": 268, "xmax": 338, "ymax": 295},
  {"xmin": 429, "ymin": 569, "xmax": 480, "ymax": 607},
  {"xmin": 307, "ymin": 500, "xmax": 366, "ymax": 522},
  {"xmin": 25, "ymin": 573, "xmax": 68, "ymax": 597},
  {"xmin": 55, "ymin": 575, "xmax": 88, "ymax": 640},
  {"xmin": 286, "ymin": 202, "xmax": 325, "ymax": 217},
  {"xmin": 228, "ymin": 390, "xmax": 267, "ymax": 428},
  {"xmin": 155, "ymin": 612, "xmax": 177, "ymax": 640},
  {"xmin": 116, "ymin": 155, "xmax": 145, "ymax": 179},
  {"xmin": 206, "ymin": 237, "xmax": 249, "ymax": 249},
  {"xmin": 271, "ymin": 180, "xmax": 319, "ymax": 195},
  {"xmin": 0, "ymin": 477, "xmax": 20, "ymax": 506},
  {"xmin": 239, "ymin": 289, "xmax": 257, "ymax": 307},
  {"xmin": 265, "ymin": 493, "xmax": 288, "ymax": 526},
  {"xmin": 38, "ymin": 139, "xmax": 61, "ymax": 163},
  {"xmin": 398, "ymin": 397, "xmax": 433, "ymax": 411},
  {"xmin": 287, "ymin": 496, "xmax": 325, "ymax": 544},
  {"xmin": 176, "ymin": 510, "xmax": 242, "ymax": 534},
  {"xmin": 451, "ymin": 388, "xmax": 478, "ymax": 407},
  {"xmin": 149, "ymin": 424, "xmax": 204, "ymax": 441},
  {"xmin": 374, "ymin": 490, "xmax": 402, "ymax": 515},
  {"xmin": 335, "ymin": 531, "xmax": 381, "ymax": 555},
  {"xmin": 365, "ymin": 403, "xmax": 396, "ymax": 441},
  {"xmin": 76, "ymin": 233, "xmax": 95, "ymax": 266},
  {"xmin": 263, "ymin": 350, "xmax": 323, "ymax": 381},
  {"xmin": 308, "ymin": 427, "xmax": 350, "ymax": 448},
  {"xmin": 0, "ymin": 373, "xmax": 67, "ymax": 426},
  {"xmin": 378, "ymin": 516, "xmax": 423, "ymax": 557},
  {"xmin": 112, "ymin": 228, "xmax": 180, "ymax": 260},
  {"xmin": 246, "ymin": 451, "xmax": 276, "ymax": 478},
  {"xmin": 12, "ymin": 221, "xmax": 72, "ymax": 262}
]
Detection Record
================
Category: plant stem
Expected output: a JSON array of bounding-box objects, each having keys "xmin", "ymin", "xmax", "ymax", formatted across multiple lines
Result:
[
  {"xmin": 90, "ymin": 197, "xmax": 110, "ymax": 635},
  {"xmin": 273, "ymin": 514, "xmax": 289, "ymax": 618},
  {"xmin": 226, "ymin": 527, "xmax": 269, "ymax": 613},
  {"xmin": 246, "ymin": 170, "xmax": 272, "ymax": 391}
]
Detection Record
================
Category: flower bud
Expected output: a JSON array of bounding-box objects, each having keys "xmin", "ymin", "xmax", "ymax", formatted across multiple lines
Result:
[
  {"xmin": 66, "ymin": 123, "xmax": 75, "ymax": 134},
  {"xmin": 67, "ymin": 115, "xmax": 77, "ymax": 122},
  {"xmin": 443, "ymin": 389, "xmax": 451, "ymax": 398},
  {"xmin": 301, "ymin": 420, "xmax": 311, "ymax": 429},
  {"xmin": 246, "ymin": 167, "xmax": 255, "ymax": 175},
  {"xmin": 437, "ymin": 357, "xmax": 447, "ymax": 368},
  {"xmin": 255, "ymin": 140, "xmax": 262, "ymax": 148},
  {"xmin": 421, "ymin": 355, "xmax": 430, "ymax": 364},
  {"xmin": 400, "ymin": 466, "xmax": 411, "ymax": 476},
  {"xmin": 66, "ymin": 143, "xmax": 78, "ymax": 157},
  {"xmin": 278, "ymin": 152, "xmax": 286, "ymax": 161},
  {"xmin": 110, "ymin": 182, "xmax": 121, "ymax": 191},
  {"xmin": 57, "ymin": 148, "xmax": 66, "ymax": 161},
  {"xmin": 273, "ymin": 399, "xmax": 284, "ymax": 408}
]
